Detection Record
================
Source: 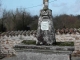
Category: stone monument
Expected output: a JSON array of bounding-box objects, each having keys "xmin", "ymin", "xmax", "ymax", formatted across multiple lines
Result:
[{"xmin": 37, "ymin": 0, "xmax": 56, "ymax": 45}]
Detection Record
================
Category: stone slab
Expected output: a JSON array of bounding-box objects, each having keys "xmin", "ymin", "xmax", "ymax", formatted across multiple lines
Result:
[{"xmin": 14, "ymin": 45, "xmax": 74, "ymax": 51}]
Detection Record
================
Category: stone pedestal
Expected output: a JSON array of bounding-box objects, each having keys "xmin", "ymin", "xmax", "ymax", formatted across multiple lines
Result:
[{"xmin": 37, "ymin": 9, "xmax": 56, "ymax": 45}]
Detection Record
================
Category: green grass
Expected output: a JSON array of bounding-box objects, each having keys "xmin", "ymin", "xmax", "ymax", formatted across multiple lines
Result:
[
  {"xmin": 56, "ymin": 42, "xmax": 74, "ymax": 46},
  {"xmin": 21, "ymin": 40, "xmax": 36, "ymax": 45},
  {"xmin": 21, "ymin": 40, "xmax": 74, "ymax": 46}
]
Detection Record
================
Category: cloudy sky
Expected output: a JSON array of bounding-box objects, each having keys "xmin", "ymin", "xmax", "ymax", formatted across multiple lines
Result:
[{"xmin": 1, "ymin": 0, "xmax": 80, "ymax": 16}]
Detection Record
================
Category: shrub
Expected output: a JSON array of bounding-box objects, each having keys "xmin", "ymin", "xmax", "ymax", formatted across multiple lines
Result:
[{"xmin": 21, "ymin": 40, "xmax": 36, "ymax": 45}]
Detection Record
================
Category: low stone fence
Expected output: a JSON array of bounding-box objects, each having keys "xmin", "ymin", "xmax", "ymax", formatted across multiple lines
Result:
[{"xmin": 0, "ymin": 30, "xmax": 80, "ymax": 55}]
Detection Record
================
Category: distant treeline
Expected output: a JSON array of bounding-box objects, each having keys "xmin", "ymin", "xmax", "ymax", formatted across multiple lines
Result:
[{"xmin": 0, "ymin": 9, "xmax": 80, "ymax": 32}]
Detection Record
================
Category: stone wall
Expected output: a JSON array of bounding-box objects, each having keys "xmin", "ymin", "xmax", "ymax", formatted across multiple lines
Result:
[{"xmin": 0, "ymin": 30, "xmax": 80, "ymax": 54}]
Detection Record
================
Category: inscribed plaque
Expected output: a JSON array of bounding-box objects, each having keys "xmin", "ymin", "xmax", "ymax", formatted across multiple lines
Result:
[{"xmin": 41, "ymin": 21, "xmax": 49, "ymax": 30}]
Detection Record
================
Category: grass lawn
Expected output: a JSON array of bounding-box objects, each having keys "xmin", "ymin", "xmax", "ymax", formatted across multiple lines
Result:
[{"xmin": 21, "ymin": 40, "xmax": 74, "ymax": 46}]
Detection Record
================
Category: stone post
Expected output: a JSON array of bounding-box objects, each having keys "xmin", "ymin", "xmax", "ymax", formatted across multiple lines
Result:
[{"xmin": 37, "ymin": 0, "xmax": 56, "ymax": 45}]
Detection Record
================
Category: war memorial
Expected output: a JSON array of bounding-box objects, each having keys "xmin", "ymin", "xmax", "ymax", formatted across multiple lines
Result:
[
  {"xmin": 0, "ymin": 0, "xmax": 80, "ymax": 60},
  {"xmin": 37, "ymin": 0, "xmax": 56, "ymax": 45}
]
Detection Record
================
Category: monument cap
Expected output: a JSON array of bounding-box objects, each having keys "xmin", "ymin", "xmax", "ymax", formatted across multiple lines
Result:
[{"xmin": 43, "ymin": 0, "xmax": 49, "ymax": 10}]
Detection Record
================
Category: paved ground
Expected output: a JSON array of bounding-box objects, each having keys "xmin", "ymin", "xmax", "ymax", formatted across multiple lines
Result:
[
  {"xmin": 2, "ymin": 52, "xmax": 70, "ymax": 60},
  {"xmin": 71, "ymin": 57, "xmax": 80, "ymax": 60},
  {"xmin": 1, "ymin": 52, "xmax": 80, "ymax": 60}
]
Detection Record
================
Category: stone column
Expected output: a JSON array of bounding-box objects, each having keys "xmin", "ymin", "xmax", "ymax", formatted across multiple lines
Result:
[{"xmin": 36, "ymin": 0, "xmax": 56, "ymax": 45}]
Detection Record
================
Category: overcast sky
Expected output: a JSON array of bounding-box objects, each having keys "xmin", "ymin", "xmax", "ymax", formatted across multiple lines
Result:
[{"xmin": 1, "ymin": 0, "xmax": 80, "ymax": 16}]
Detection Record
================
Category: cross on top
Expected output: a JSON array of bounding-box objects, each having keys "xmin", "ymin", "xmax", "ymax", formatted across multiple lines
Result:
[{"xmin": 43, "ymin": 0, "xmax": 49, "ymax": 9}]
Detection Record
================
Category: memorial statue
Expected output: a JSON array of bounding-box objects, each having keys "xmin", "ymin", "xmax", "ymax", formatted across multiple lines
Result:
[{"xmin": 37, "ymin": 0, "xmax": 56, "ymax": 45}]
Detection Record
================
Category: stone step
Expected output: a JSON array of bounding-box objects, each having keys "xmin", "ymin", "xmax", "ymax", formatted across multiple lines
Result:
[
  {"xmin": 14, "ymin": 45, "xmax": 74, "ymax": 51},
  {"xmin": 15, "ymin": 49, "xmax": 73, "ymax": 54},
  {"xmin": 14, "ymin": 45, "xmax": 74, "ymax": 55}
]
